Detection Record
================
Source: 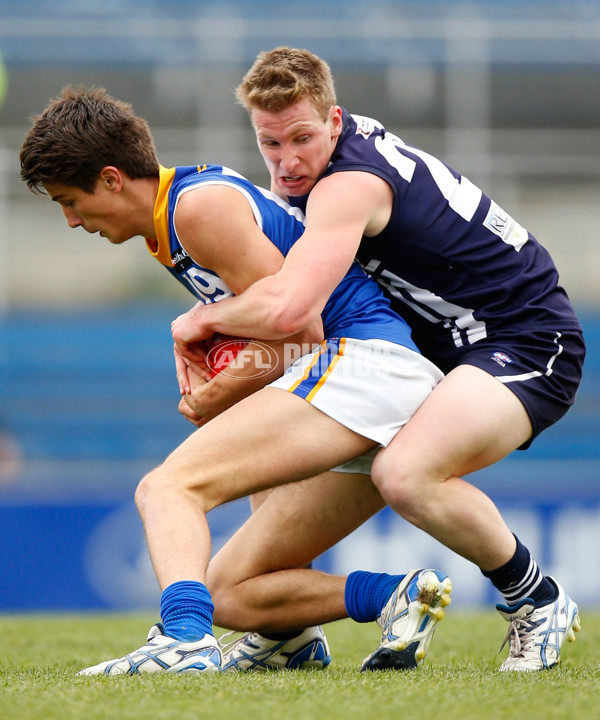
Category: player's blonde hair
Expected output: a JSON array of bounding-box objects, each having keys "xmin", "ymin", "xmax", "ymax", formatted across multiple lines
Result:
[
  {"xmin": 20, "ymin": 85, "xmax": 159, "ymax": 194},
  {"xmin": 236, "ymin": 46, "xmax": 337, "ymax": 121}
]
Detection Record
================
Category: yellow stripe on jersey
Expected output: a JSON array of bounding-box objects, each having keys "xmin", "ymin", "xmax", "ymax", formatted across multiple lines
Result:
[{"xmin": 146, "ymin": 165, "xmax": 176, "ymax": 267}]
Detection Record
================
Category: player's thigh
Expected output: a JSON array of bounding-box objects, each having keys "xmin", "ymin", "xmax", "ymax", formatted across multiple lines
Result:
[
  {"xmin": 157, "ymin": 387, "xmax": 376, "ymax": 510},
  {"xmin": 207, "ymin": 470, "xmax": 385, "ymax": 591},
  {"xmin": 377, "ymin": 364, "xmax": 533, "ymax": 480}
]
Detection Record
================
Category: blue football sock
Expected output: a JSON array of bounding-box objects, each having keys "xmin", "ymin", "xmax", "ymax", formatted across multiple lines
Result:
[
  {"xmin": 345, "ymin": 570, "xmax": 406, "ymax": 623},
  {"xmin": 160, "ymin": 580, "xmax": 214, "ymax": 641}
]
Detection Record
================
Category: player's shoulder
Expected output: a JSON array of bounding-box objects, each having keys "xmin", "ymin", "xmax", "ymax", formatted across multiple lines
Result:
[
  {"xmin": 173, "ymin": 166, "xmax": 254, "ymax": 210},
  {"xmin": 334, "ymin": 109, "xmax": 396, "ymax": 167}
]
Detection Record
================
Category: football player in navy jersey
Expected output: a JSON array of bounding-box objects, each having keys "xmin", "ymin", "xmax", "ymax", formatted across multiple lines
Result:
[
  {"xmin": 174, "ymin": 47, "xmax": 585, "ymax": 671},
  {"xmin": 20, "ymin": 86, "xmax": 454, "ymax": 675}
]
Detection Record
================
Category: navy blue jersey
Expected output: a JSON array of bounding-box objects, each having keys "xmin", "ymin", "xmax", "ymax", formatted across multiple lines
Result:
[
  {"xmin": 147, "ymin": 163, "xmax": 417, "ymax": 350},
  {"xmin": 290, "ymin": 110, "xmax": 583, "ymax": 373}
]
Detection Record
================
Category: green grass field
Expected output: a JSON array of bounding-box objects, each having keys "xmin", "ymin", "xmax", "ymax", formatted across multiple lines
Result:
[{"xmin": 1, "ymin": 612, "xmax": 598, "ymax": 720}]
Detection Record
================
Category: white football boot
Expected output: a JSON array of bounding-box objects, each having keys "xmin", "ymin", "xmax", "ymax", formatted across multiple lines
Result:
[
  {"xmin": 361, "ymin": 568, "xmax": 452, "ymax": 671},
  {"xmin": 496, "ymin": 577, "xmax": 580, "ymax": 671},
  {"xmin": 221, "ymin": 626, "xmax": 331, "ymax": 671},
  {"xmin": 78, "ymin": 623, "xmax": 222, "ymax": 675}
]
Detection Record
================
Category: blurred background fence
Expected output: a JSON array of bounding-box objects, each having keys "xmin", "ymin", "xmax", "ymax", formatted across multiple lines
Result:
[{"xmin": 0, "ymin": 0, "xmax": 599, "ymax": 611}]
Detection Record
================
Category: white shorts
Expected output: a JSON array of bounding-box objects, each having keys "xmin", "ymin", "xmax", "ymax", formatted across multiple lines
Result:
[{"xmin": 268, "ymin": 338, "xmax": 444, "ymax": 473}]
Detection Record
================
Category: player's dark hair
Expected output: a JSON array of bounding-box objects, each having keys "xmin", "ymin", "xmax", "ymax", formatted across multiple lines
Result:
[
  {"xmin": 236, "ymin": 46, "xmax": 337, "ymax": 121},
  {"xmin": 20, "ymin": 85, "xmax": 159, "ymax": 194}
]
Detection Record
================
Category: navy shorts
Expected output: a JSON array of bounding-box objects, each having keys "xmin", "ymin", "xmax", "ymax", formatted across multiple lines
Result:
[{"xmin": 456, "ymin": 327, "xmax": 586, "ymax": 448}]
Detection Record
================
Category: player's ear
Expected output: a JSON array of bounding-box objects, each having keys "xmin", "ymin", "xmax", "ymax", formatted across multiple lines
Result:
[
  {"xmin": 99, "ymin": 166, "xmax": 123, "ymax": 192},
  {"xmin": 330, "ymin": 106, "xmax": 343, "ymax": 139}
]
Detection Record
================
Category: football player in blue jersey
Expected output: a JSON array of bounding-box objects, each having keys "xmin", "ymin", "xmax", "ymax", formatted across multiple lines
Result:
[
  {"xmin": 173, "ymin": 47, "xmax": 585, "ymax": 672},
  {"xmin": 20, "ymin": 86, "xmax": 453, "ymax": 675}
]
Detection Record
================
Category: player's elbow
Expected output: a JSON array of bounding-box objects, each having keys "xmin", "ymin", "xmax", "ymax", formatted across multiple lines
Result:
[
  {"xmin": 264, "ymin": 285, "xmax": 320, "ymax": 337},
  {"xmin": 268, "ymin": 306, "xmax": 313, "ymax": 337}
]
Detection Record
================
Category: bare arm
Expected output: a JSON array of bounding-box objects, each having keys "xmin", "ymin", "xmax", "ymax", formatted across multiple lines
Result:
[
  {"xmin": 171, "ymin": 170, "xmax": 394, "ymax": 343},
  {"xmin": 169, "ymin": 184, "xmax": 322, "ymax": 422}
]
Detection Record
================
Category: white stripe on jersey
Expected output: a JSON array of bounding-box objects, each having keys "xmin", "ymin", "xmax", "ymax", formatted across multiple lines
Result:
[
  {"xmin": 174, "ymin": 179, "xmax": 266, "ymax": 231},
  {"xmin": 362, "ymin": 260, "xmax": 488, "ymax": 349},
  {"xmin": 220, "ymin": 164, "xmax": 307, "ymax": 224}
]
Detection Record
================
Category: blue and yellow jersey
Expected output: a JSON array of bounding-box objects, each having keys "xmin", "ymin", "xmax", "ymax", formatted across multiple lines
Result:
[{"xmin": 146, "ymin": 163, "xmax": 418, "ymax": 351}]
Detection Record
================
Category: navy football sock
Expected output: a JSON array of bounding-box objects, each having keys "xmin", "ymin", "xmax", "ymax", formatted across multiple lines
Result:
[
  {"xmin": 344, "ymin": 570, "xmax": 406, "ymax": 623},
  {"xmin": 160, "ymin": 580, "xmax": 214, "ymax": 641},
  {"xmin": 482, "ymin": 535, "xmax": 557, "ymax": 607}
]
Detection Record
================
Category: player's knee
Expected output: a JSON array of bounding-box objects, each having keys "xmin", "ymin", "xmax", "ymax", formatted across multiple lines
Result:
[
  {"xmin": 135, "ymin": 461, "xmax": 217, "ymax": 519},
  {"xmin": 371, "ymin": 451, "xmax": 425, "ymax": 520},
  {"xmin": 134, "ymin": 469, "xmax": 154, "ymax": 517},
  {"xmin": 208, "ymin": 580, "xmax": 238, "ymax": 628},
  {"xmin": 135, "ymin": 464, "xmax": 172, "ymax": 517},
  {"xmin": 207, "ymin": 557, "xmax": 271, "ymax": 630},
  {"xmin": 207, "ymin": 569, "xmax": 250, "ymax": 628}
]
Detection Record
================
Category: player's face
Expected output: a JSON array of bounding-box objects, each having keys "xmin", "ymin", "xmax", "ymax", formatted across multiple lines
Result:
[
  {"xmin": 44, "ymin": 178, "xmax": 135, "ymax": 245},
  {"xmin": 252, "ymin": 98, "xmax": 343, "ymax": 198}
]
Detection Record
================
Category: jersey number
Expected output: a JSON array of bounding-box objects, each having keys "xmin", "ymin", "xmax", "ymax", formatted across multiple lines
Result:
[{"xmin": 374, "ymin": 131, "xmax": 482, "ymax": 222}]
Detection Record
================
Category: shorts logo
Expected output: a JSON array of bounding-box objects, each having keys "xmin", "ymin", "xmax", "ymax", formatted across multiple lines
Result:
[{"xmin": 491, "ymin": 351, "xmax": 513, "ymax": 368}]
